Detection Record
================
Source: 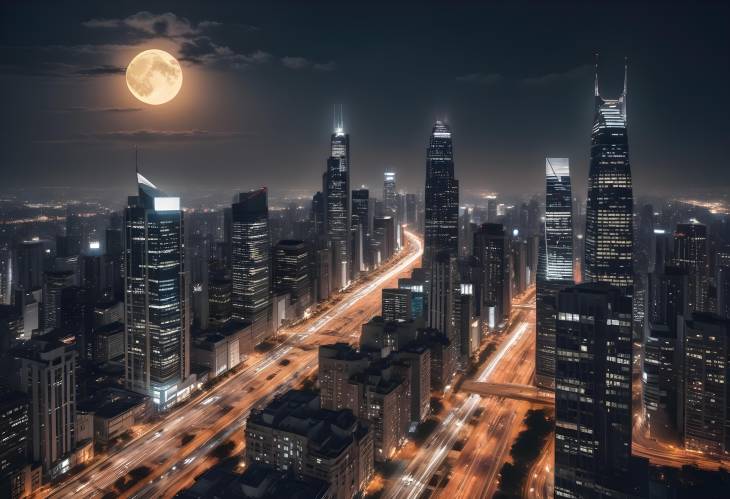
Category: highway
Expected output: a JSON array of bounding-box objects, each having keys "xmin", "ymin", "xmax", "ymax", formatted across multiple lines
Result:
[
  {"xmin": 383, "ymin": 287, "xmax": 536, "ymax": 499},
  {"xmin": 48, "ymin": 230, "xmax": 423, "ymax": 499}
]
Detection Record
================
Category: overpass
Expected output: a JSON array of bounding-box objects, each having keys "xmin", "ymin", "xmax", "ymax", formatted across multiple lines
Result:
[{"xmin": 461, "ymin": 381, "xmax": 555, "ymax": 406}]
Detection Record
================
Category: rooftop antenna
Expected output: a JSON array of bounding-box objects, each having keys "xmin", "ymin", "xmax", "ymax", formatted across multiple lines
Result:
[
  {"xmin": 622, "ymin": 56, "xmax": 628, "ymax": 121},
  {"xmin": 594, "ymin": 52, "xmax": 599, "ymax": 97}
]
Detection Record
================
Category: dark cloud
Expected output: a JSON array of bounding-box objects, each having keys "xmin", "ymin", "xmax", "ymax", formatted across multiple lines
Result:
[
  {"xmin": 456, "ymin": 73, "xmax": 503, "ymax": 85},
  {"xmin": 83, "ymin": 11, "xmax": 216, "ymax": 39},
  {"xmin": 520, "ymin": 65, "xmax": 591, "ymax": 87},
  {"xmin": 178, "ymin": 36, "xmax": 270, "ymax": 69},
  {"xmin": 53, "ymin": 107, "xmax": 143, "ymax": 114},
  {"xmin": 41, "ymin": 129, "xmax": 253, "ymax": 144},
  {"xmin": 282, "ymin": 56, "xmax": 336, "ymax": 71},
  {"xmin": 75, "ymin": 65, "xmax": 125, "ymax": 76}
]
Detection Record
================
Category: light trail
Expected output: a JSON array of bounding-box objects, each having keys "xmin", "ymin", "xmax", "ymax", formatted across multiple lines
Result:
[
  {"xmin": 385, "ymin": 314, "xmax": 533, "ymax": 499},
  {"xmin": 48, "ymin": 231, "xmax": 422, "ymax": 499}
]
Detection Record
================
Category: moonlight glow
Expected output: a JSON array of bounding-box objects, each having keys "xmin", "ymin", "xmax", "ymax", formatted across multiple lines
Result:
[{"xmin": 126, "ymin": 49, "xmax": 183, "ymax": 105}]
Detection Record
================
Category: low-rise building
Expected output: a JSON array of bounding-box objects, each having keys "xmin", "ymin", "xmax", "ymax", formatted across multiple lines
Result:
[{"xmin": 244, "ymin": 390, "xmax": 373, "ymax": 499}]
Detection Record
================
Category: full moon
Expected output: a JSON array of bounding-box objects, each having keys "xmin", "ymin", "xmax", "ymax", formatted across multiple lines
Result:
[{"xmin": 126, "ymin": 49, "xmax": 183, "ymax": 105}]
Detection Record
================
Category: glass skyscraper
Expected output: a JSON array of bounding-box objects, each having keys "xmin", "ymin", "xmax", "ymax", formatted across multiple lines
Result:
[
  {"xmin": 544, "ymin": 158, "xmax": 573, "ymax": 280},
  {"xmin": 326, "ymin": 111, "xmax": 351, "ymax": 288},
  {"xmin": 231, "ymin": 188, "xmax": 272, "ymax": 345},
  {"xmin": 584, "ymin": 60, "xmax": 634, "ymax": 297},
  {"xmin": 124, "ymin": 172, "xmax": 188, "ymax": 409},
  {"xmin": 536, "ymin": 158, "xmax": 574, "ymax": 388},
  {"xmin": 424, "ymin": 121, "xmax": 459, "ymax": 272}
]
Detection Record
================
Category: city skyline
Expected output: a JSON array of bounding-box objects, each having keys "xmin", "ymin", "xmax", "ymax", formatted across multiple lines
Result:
[
  {"xmin": 1, "ymin": 2, "xmax": 728, "ymax": 198},
  {"xmin": 2, "ymin": 2, "xmax": 730, "ymax": 498}
]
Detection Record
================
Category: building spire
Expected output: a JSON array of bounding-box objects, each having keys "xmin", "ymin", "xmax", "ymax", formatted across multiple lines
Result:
[
  {"xmin": 594, "ymin": 52, "xmax": 599, "ymax": 97},
  {"xmin": 623, "ymin": 56, "xmax": 628, "ymax": 96}
]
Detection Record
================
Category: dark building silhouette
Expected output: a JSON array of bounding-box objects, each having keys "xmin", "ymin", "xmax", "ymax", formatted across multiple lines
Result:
[
  {"xmin": 273, "ymin": 240, "xmax": 311, "ymax": 317},
  {"xmin": 554, "ymin": 283, "xmax": 633, "ymax": 497},
  {"xmin": 423, "ymin": 121, "xmax": 459, "ymax": 272},
  {"xmin": 473, "ymin": 224, "xmax": 511, "ymax": 329}
]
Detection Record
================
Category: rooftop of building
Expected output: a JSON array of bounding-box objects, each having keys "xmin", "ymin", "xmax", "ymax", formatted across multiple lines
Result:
[
  {"xmin": 178, "ymin": 462, "xmax": 331, "ymax": 499},
  {"xmin": 319, "ymin": 342, "xmax": 366, "ymax": 361},
  {"xmin": 77, "ymin": 387, "xmax": 147, "ymax": 418},
  {"xmin": 95, "ymin": 321, "xmax": 124, "ymax": 336},
  {"xmin": 248, "ymin": 389, "xmax": 366, "ymax": 459}
]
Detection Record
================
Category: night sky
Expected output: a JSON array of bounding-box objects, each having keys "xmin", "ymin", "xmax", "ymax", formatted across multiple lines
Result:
[{"xmin": 1, "ymin": 1, "xmax": 728, "ymax": 201}]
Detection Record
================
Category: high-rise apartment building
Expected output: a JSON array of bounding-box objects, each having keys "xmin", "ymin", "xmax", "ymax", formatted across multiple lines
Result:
[
  {"xmin": 12, "ymin": 337, "xmax": 77, "ymax": 478},
  {"xmin": 673, "ymin": 222, "xmax": 709, "ymax": 313},
  {"xmin": 681, "ymin": 313, "xmax": 730, "ymax": 455}
]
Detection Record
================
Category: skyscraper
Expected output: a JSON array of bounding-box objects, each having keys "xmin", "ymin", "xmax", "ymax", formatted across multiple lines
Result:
[
  {"xmin": 326, "ymin": 109, "xmax": 352, "ymax": 287},
  {"xmin": 554, "ymin": 283, "xmax": 633, "ymax": 497},
  {"xmin": 12, "ymin": 337, "xmax": 77, "ymax": 477},
  {"xmin": 673, "ymin": 222, "xmax": 709, "ymax": 313},
  {"xmin": 536, "ymin": 158, "xmax": 574, "ymax": 389},
  {"xmin": 544, "ymin": 158, "xmax": 573, "ymax": 280},
  {"xmin": 473, "ymin": 224, "xmax": 511, "ymax": 329},
  {"xmin": 352, "ymin": 188, "xmax": 370, "ymax": 271},
  {"xmin": 231, "ymin": 188, "xmax": 272, "ymax": 345},
  {"xmin": 584, "ymin": 58, "xmax": 634, "ymax": 297},
  {"xmin": 384, "ymin": 171, "xmax": 397, "ymax": 213},
  {"xmin": 273, "ymin": 240, "xmax": 311, "ymax": 317},
  {"xmin": 423, "ymin": 121, "xmax": 459, "ymax": 272},
  {"xmin": 681, "ymin": 313, "xmax": 730, "ymax": 455},
  {"xmin": 124, "ymin": 172, "xmax": 189, "ymax": 409}
]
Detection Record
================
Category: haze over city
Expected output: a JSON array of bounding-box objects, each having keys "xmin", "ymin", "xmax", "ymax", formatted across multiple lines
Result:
[{"xmin": 1, "ymin": 2, "xmax": 730, "ymax": 499}]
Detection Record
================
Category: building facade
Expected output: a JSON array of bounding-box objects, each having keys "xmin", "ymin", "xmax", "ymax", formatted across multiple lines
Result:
[
  {"xmin": 124, "ymin": 173, "xmax": 189, "ymax": 410},
  {"xmin": 584, "ymin": 60, "xmax": 634, "ymax": 298},
  {"xmin": 231, "ymin": 188, "xmax": 272, "ymax": 345}
]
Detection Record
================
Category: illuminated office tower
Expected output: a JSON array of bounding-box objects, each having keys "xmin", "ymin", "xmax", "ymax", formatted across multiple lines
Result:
[
  {"xmin": 584, "ymin": 58, "xmax": 633, "ymax": 297},
  {"xmin": 544, "ymin": 158, "xmax": 573, "ymax": 280},
  {"xmin": 384, "ymin": 172, "xmax": 397, "ymax": 213},
  {"xmin": 536, "ymin": 158, "xmax": 574, "ymax": 389},
  {"xmin": 326, "ymin": 107, "xmax": 352, "ymax": 286},
  {"xmin": 124, "ymin": 172, "xmax": 189, "ymax": 409},
  {"xmin": 352, "ymin": 189, "xmax": 370, "ymax": 271},
  {"xmin": 554, "ymin": 283, "xmax": 633, "ymax": 497},
  {"xmin": 231, "ymin": 188, "xmax": 272, "ymax": 344},
  {"xmin": 423, "ymin": 121, "xmax": 459, "ymax": 272},
  {"xmin": 673, "ymin": 222, "xmax": 709, "ymax": 313}
]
